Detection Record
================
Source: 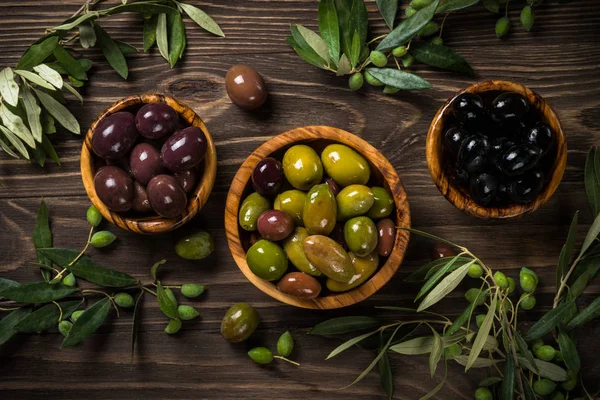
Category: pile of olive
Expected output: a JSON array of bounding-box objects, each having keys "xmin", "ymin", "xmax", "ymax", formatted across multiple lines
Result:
[
  {"xmin": 443, "ymin": 91, "xmax": 556, "ymax": 207},
  {"xmin": 239, "ymin": 143, "xmax": 397, "ymax": 299},
  {"xmin": 91, "ymin": 103, "xmax": 207, "ymax": 218}
]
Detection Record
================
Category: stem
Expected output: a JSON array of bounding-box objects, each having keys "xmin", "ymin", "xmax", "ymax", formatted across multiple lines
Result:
[
  {"xmin": 553, "ymin": 254, "xmax": 583, "ymax": 308},
  {"xmin": 81, "ymin": 289, "xmax": 119, "ymax": 317},
  {"xmin": 68, "ymin": 226, "xmax": 94, "ymax": 267},
  {"xmin": 274, "ymin": 356, "xmax": 300, "ymax": 366},
  {"xmin": 366, "ymin": 34, "xmax": 387, "ymax": 45},
  {"xmin": 52, "ymin": 301, "xmax": 64, "ymax": 322},
  {"xmin": 438, "ymin": 12, "xmax": 450, "ymax": 37},
  {"xmin": 143, "ymin": 287, "xmax": 157, "ymax": 297},
  {"xmin": 505, "ymin": 322, "xmax": 525, "ymax": 398},
  {"xmin": 0, "ymin": 307, "xmax": 20, "ymax": 311}
]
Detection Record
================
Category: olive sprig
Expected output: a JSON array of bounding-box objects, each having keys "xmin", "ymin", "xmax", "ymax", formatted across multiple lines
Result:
[{"xmin": 310, "ymin": 148, "xmax": 600, "ymax": 399}]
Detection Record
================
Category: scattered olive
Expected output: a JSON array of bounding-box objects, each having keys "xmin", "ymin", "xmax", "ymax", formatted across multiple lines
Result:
[
  {"xmin": 277, "ymin": 272, "xmax": 322, "ymax": 299},
  {"xmin": 248, "ymin": 347, "xmax": 273, "ymax": 364},
  {"xmin": 431, "ymin": 242, "xmax": 456, "ymax": 260},
  {"xmin": 94, "ymin": 166, "xmax": 134, "ymax": 212},
  {"xmin": 177, "ymin": 305, "xmax": 200, "ymax": 320},
  {"xmin": 418, "ymin": 21, "xmax": 439, "ymax": 37},
  {"xmin": 221, "ymin": 303, "xmax": 260, "ymax": 342},
  {"xmin": 70, "ymin": 310, "xmax": 84, "ymax": 323},
  {"xmin": 467, "ymin": 263, "xmax": 484, "ymax": 279},
  {"xmin": 180, "ymin": 283, "xmax": 205, "ymax": 298},
  {"xmin": 533, "ymin": 379, "xmax": 556, "ymax": 396},
  {"xmin": 507, "ymin": 277, "xmax": 516, "ymax": 293},
  {"xmin": 114, "ymin": 292, "xmax": 134, "ymax": 308},
  {"xmin": 147, "ymin": 174, "xmax": 187, "ymax": 218},
  {"xmin": 392, "ymin": 46, "xmax": 407, "ymax": 58},
  {"xmin": 349, "ymin": 72, "xmax": 364, "ymax": 91},
  {"xmin": 62, "ymin": 273, "xmax": 76, "ymax": 287},
  {"xmin": 135, "ymin": 103, "xmax": 178, "ymax": 139},
  {"xmin": 494, "ymin": 271, "xmax": 509, "ymax": 289},
  {"xmin": 520, "ymin": 267, "xmax": 538, "ymax": 292},
  {"xmin": 535, "ymin": 345, "xmax": 556, "ymax": 361},
  {"xmin": 175, "ymin": 230, "xmax": 214, "ymax": 260},
  {"xmin": 225, "ymin": 65, "xmax": 267, "ymax": 110},
  {"xmin": 277, "ymin": 331, "xmax": 294, "ymax": 357},
  {"xmin": 165, "ymin": 318, "xmax": 182, "ymax": 334},
  {"xmin": 91, "ymin": 111, "xmax": 138, "ymax": 159},
  {"xmin": 401, "ymin": 54, "xmax": 415, "ymax": 67},
  {"xmin": 369, "ymin": 51, "xmax": 387, "ymax": 67},
  {"xmin": 364, "ymin": 70, "xmax": 384, "ymax": 86},
  {"xmin": 58, "ymin": 320, "xmax": 73, "ymax": 337},
  {"xmin": 90, "ymin": 230, "xmax": 117, "ymax": 248},
  {"xmin": 520, "ymin": 293, "xmax": 536, "ymax": 310},
  {"xmin": 474, "ymin": 387, "xmax": 493, "ymax": 400},
  {"xmin": 86, "ymin": 204, "xmax": 102, "ymax": 227}
]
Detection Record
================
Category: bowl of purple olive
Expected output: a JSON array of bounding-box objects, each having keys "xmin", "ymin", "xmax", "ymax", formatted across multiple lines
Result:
[
  {"xmin": 81, "ymin": 94, "xmax": 217, "ymax": 234},
  {"xmin": 426, "ymin": 80, "xmax": 566, "ymax": 219}
]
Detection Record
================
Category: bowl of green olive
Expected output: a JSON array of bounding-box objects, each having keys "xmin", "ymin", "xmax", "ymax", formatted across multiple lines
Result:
[{"xmin": 225, "ymin": 126, "xmax": 411, "ymax": 309}]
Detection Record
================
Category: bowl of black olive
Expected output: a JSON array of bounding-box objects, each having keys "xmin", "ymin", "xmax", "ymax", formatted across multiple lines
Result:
[
  {"xmin": 81, "ymin": 94, "xmax": 217, "ymax": 234},
  {"xmin": 426, "ymin": 80, "xmax": 566, "ymax": 219}
]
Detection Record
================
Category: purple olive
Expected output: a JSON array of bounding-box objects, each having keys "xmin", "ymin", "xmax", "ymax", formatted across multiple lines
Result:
[
  {"xmin": 94, "ymin": 166, "xmax": 134, "ymax": 212},
  {"xmin": 135, "ymin": 103, "xmax": 179, "ymax": 139},
  {"xmin": 174, "ymin": 169, "xmax": 197, "ymax": 193},
  {"xmin": 129, "ymin": 143, "xmax": 165, "ymax": 185},
  {"xmin": 132, "ymin": 181, "xmax": 152, "ymax": 213},
  {"xmin": 252, "ymin": 157, "xmax": 283, "ymax": 197},
  {"xmin": 91, "ymin": 112, "xmax": 138, "ymax": 159},
  {"xmin": 146, "ymin": 174, "xmax": 187, "ymax": 218},
  {"xmin": 257, "ymin": 210, "xmax": 294, "ymax": 241},
  {"xmin": 325, "ymin": 178, "xmax": 340, "ymax": 197},
  {"xmin": 161, "ymin": 127, "xmax": 208, "ymax": 172}
]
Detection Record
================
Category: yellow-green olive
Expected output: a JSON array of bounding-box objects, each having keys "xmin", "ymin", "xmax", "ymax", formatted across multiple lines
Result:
[
  {"xmin": 239, "ymin": 192, "xmax": 270, "ymax": 231},
  {"xmin": 282, "ymin": 145, "xmax": 323, "ymax": 190},
  {"xmin": 326, "ymin": 252, "xmax": 379, "ymax": 292},
  {"xmin": 246, "ymin": 239, "xmax": 288, "ymax": 281},
  {"xmin": 303, "ymin": 235, "xmax": 355, "ymax": 282},
  {"xmin": 283, "ymin": 227, "xmax": 322, "ymax": 276},
  {"xmin": 274, "ymin": 190, "xmax": 306, "ymax": 226},
  {"xmin": 336, "ymin": 184, "xmax": 374, "ymax": 221},
  {"xmin": 221, "ymin": 302, "xmax": 260, "ymax": 342},
  {"xmin": 321, "ymin": 144, "xmax": 370, "ymax": 187},
  {"xmin": 367, "ymin": 187, "xmax": 394, "ymax": 219},
  {"xmin": 303, "ymin": 183, "xmax": 337, "ymax": 235},
  {"xmin": 344, "ymin": 216, "xmax": 378, "ymax": 257}
]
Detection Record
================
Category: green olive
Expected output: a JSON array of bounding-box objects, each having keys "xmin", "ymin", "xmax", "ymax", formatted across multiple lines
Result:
[
  {"xmin": 418, "ymin": 21, "xmax": 439, "ymax": 37},
  {"xmin": 277, "ymin": 331, "xmax": 294, "ymax": 357},
  {"xmin": 349, "ymin": 72, "xmax": 364, "ymax": 91},
  {"xmin": 336, "ymin": 184, "xmax": 374, "ymax": 221},
  {"xmin": 444, "ymin": 343, "xmax": 462, "ymax": 359},
  {"xmin": 533, "ymin": 379, "xmax": 556, "ymax": 396},
  {"xmin": 62, "ymin": 273, "xmax": 76, "ymax": 287},
  {"xmin": 494, "ymin": 271, "xmax": 508, "ymax": 289},
  {"xmin": 392, "ymin": 46, "xmax": 407, "ymax": 58},
  {"xmin": 175, "ymin": 230, "xmax": 215, "ymax": 260},
  {"xmin": 90, "ymin": 231, "xmax": 117, "ymax": 248},
  {"xmin": 283, "ymin": 227, "xmax": 322, "ymax": 276},
  {"xmin": 531, "ymin": 338, "xmax": 544, "ymax": 353},
  {"xmin": 344, "ymin": 216, "xmax": 378, "ymax": 257},
  {"xmin": 303, "ymin": 235, "xmax": 355, "ymax": 283},
  {"xmin": 410, "ymin": 0, "xmax": 434, "ymax": 9},
  {"xmin": 535, "ymin": 345, "xmax": 556, "ymax": 361},
  {"xmin": 369, "ymin": 50, "xmax": 387, "ymax": 67},
  {"xmin": 561, "ymin": 371, "xmax": 577, "ymax": 391},
  {"xmin": 367, "ymin": 187, "xmax": 394, "ymax": 219},
  {"xmin": 326, "ymin": 252, "xmax": 378, "ymax": 292},
  {"xmin": 321, "ymin": 144, "xmax": 370, "ymax": 187},
  {"xmin": 474, "ymin": 388, "xmax": 493, "ymax": 400},
  {"xmin": 181, "ymin": 283, "xmax": 205, "ymax": 298},
  {"xmin": 248, "ymin": 347, "xmax": 273, "ymax": 364},
  {"xmin": 520, "ymin": 267, "xmax": 538, "ymax": 293},
  {"xmin": 465, "ymin": 288, "xmax": 486, "ymax": 305},
  {"xmin": 221, "ymin": 302, "xmax": 260, "ymax": 342},
  {"xmin": 507, "ymin": 277, "xmax": 516, "ymax": 294},
  {"xmin": 303, "ymin": 183, "xmax": 337, "ymax": 235},
  {"xmin": 550, "ymin": 392, "xmax": 565, "ymax": 400},
  {"xmin": 114, "ymin": 293, "xmax": 134, "ymax": 308},
  {"xmin": 239, "ymin": 192, "xmax": 270, "ymax": 231},
  {"xmin": 274, "ymin": 189, "xmax": 306, "ymax": 226},
  {"xmin": 86, "ymin": 205, "xmax": 102, "ymax": 227},
  {"xmin": 496, "ymin": 16, "xmax": 510, "ymax": 38},
  {"xmin": 467, "ymin": 263, "xmax": 484, "ymax": 279},
  {"xmin": 475, "ymin": 314, "xmax": 486, "ymax": 328},
  {"xmin": 364, "ymin": 71, "xmax": 384, "ymax": 87},
  {"xmin": 246, "ymin": 239, "xmax": 288, "ymax": 281},
  {"xmin": 177, "ymin": 305, "xmax": 200, "ymax": 320},
  {"xmin": 282, "ymin": 145, "xmax": 323, "ymax": 190},
  {"xmin": 70, "ymin": 310, "xmax": 84, "ymax": 323},
  {"xmin": 58, "ymin": 320, "xmax": 73, "ymax": 337}
]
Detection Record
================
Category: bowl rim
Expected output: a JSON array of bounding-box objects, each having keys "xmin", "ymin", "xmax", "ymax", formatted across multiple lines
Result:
[
  {"xmin": 80, "ymin": 93, "xmax": 217, "ymax": 234},
  {"xmin": 225, "ymin": 125, "xmax": 411, "ymax": 309},
  {"xmin": 426, "ymin": 80, "xmax": 567, "ymax": 219}
]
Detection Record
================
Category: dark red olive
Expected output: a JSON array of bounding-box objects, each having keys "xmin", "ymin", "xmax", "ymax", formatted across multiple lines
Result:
[
  {"xmin": 129, "ymin": 143, "xmax": 165, "ymax": 185},
  {"xmin": 251, "ymin": 157, "xmax": 283, "ymax": 197},
  {"xmin": 524, "ymin": 122, "xmax": 554, "ymax": 156},
  {"xmin": 376, "ymin": 218, "xmax": 396, "ymax": 257},
  {"xmin": 91, "ymin": 112, "xmax": 138, "ymax": 159},
  {"xmin": 135, "ymin": 103, "xmax": 178, "ymax": 139},
  {"xmin": 94, "ymin": 166, "xmax": 134, "ymax": 212},
  {"xmin": 458, "ymin": 135, "xmax": 490, "ymax": 173},
  {"xmin": 225, "ymin": 65, "xmax": 267, "ymax": 110},
  {"xmin": 469, "ymin": 172, "xmax": 498, "ymax": 206},
  {"xmin": 444, "ymin": 126, "xmax": 468, "ymax": 153},
  {"xmin": 491, "ymin": 92, "xmax": 529, "ymax": 122},
  {"xmin": 452, "ymin": 93, "xmax": 487, "ymax": 129},
  {"xmin": 497, "ymin": 144, "xmax": 542, "ymax": 176},
  {"xmin": 174, "ymin": 169, "xmax": 197, "ymax": 193},
  {"xmin": 330, "ymin": 223, "xmax": 348, "ymax": 250},
  {"xmin": 256, "ymin": 210, "xmax": 294, "ymax": 241},
  {"xmin": 325, "ymin": 178, "xmax": 340, "ymax": 197},
  {"xmin": 132, "ymin": 181, "xmax": 152, "ymax": 213},
  {"xmin": 146, "ymin": 174, "xmax": 187, "ymax": 218},
  {"xmin": 161, "ymin": 127, "xmax": 208, "ymax": 172},
  {"xmin": 508, "ymin": 168, "xmax": 544, "ymax": 203},
  {"xmin": 431, "ymin": 242, "xmax": 456, "ymax": 260}
]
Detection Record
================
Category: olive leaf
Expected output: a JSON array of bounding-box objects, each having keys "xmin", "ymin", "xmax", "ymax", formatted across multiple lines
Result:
[
  {"xmin": 0, "ymin": 68, "xmax": 20, "ymax": 107},
  {"xmin": 502, "ymin": 352, "xmax": 515, "ymax": 400},
  {"xmin": 483, "ymin": 0, "xmax": 500, "ymax": 13},
  {"xmin": 401, "ymin": 228, "xmax": 462, "ymax": 249},
  {"xmin": 53, "ymin": 12, "xmax": 100, "ymax": 31},
  {"xmin": 479, "ymin": 377, "xmax": 503, "ymax": 387},
  {"xmin": 61, "ymin": 297, "xmax": 112, "ymax": 348},
  {"xmin": 408, "ymin": 42, "xmax": 475, "ymax": 77},
  {"xmin": 366, "ymin": 68, "xmax": 432, "ymax": 91},
  {"xmin": 0, "ymin": 103, "xmax": 35, "ymax": 147},
  {"xmin": 446, "ymin": 301, "xmax": 478, "ymax": 335},
  {"xmin": 78, "ymin": 22, "xmax": 97, "ymax": 49},
  {"xmin": 41, "ymin": 111, "xmax": 56, "ymax": 134},
  {"xmin": 318, "ymin": 0, "xmax": 340, "ymax": 62},
  {"xmin": 453, "ymin": 355, "xmax": 501, "ymax": 368},
  {"xmin": 0, "ymin": 277, "xmax": 21, "ymax": 292},
  {"xmin": 517, "ymin": 357, "xmax": 568, "ymax": 381},
  {"xmin": 0, "ymin": 134, "xmax": 19, "ymax": 158},
  {"xmin": 569, "ymin": 257, "xmax": 600, "ymax": 298},
  {"xmin": 156, "ymin": 13, "xmax": 170, "ymax": 62},
  {"xmin": 14, "ymin": 70, "xmax": 56, "ymax": 91},
  {"xmin": 465, "ymin": 291, "xmax": 497, "ymax": 370},
  {"xmin": 167, "ymin": 12, "xmax": 186, "ymax": 68},
  {"xmin": 53, "ymin": 46, "xmax": 87, "ymax": 81},
  {"xmin": 417, "ymin": 260, "xmax": 474, "ymax": 312},
  {"xmin": 294, "ymin": 25, "xmax": 331, "ymax": 66},
  {"xmin": 557, "ymin": 329, "xmax": 580, "ymax": 373},
  {"xmin": 179, "ymin": 3, "xmax": 225, "ymax": 37},
  {"xmin": 565, "ymin": 296, "xmax": 600, "ymax": 330},
  {"xmin": 42, "ymin": 135, "xmax": 60, "ymax": 165},
  {"xmin": 521, "ymin": 372, "xmax": 537, "ymax": 400},
  {"xmin": 376, "ymin": 0, "xmax": 440, "ymax": 51},
  {"xmin": 389, "ymin": 332, "xmax": 466, "ymax": 355},
  {"xmin": 20, "ymin": 84, "xmax": 43, "ymax": 143},
  {"xmin": 376, "ymin": 0, "xmax": 399, "ymax": 29},
  {"xmin": 416, "ymin": 253, "xmax": 465, "ymax": 299},
  {"xmin": 29, "ymin": 143, "xmax": 46, "ymax": 167},
  {"xmin": 310, "ymin": 316, "xmax": 380, "ymax": 335},
  {"xmin": 0, "ymin": 126, "xmax": 29, "ymax": 159},
  {"xmin": 32, "ymin": 199, "xmax": 52, "ymax": 282},
  {"xmin": 32, "ymin": 88, "xmax": 80, "ymax": 134},
  {"xmin": 347, "ymin": 0, "xmax": 368, "ymax": 51},
  {"xmin": 0, "ymin": 282, "xmax": 77, "ymax": 303},
  {"xmin": 523, "ymin": 299, "xmax": 575, "ymax": 340},
  {"xmin": 0, "ymin": 308, "xmax": 31, "ymax": 345},
  {"xmin": 287, "ymin": 37, "xmax": 329, "ymax": 69},
  {"xmin": 143, "ymin": 15, "xmax": 158, "ymax": 52},
  {"xmin": 349, "ymin": 31, "xmax": 361, "ymax": 67},
  {"xmin": 326, "ymin": 329, "xmax": 380, "ymax": 360},
  {"xmin": 14, "ymin": 300, "xmax": 81, "ymax": 333},
  {"xmin": 150, "ymin": 259, "xmax": 167, "ymax": 281},
  {"xmin": 336, "ymin": 54, "xmax": 352, "ymax": 75},
  {"xmin": 585, "ymin": 147, "xmax": 600, "ymax": 217},
  {"xmin": 378, "ymin": 342, "xmax": 394, "ymax": 400},
  {"xmin": 579, "ymin": 212, "xmax": 600, "ymax": 258},
  {"xmin": 557, "ymin": 211, "xmax": 578, "ymax": 288},
  {"xmin": 419, "ymin": 366, "xmax": 447, "ymax": 400},
  {"xmin": 37, "ymin": 248, "xmax": 139, "ymax": 287},
  {"xmin": 16, "ymin": 36, "xmax": 59, "ymax": 71},
  {"xmin": 436, "ymin": 0, "xmax": 480, "ymax": 13},
  {"xmin": 156, "ymin": 281, "xmax": 178, "ymax": 320},
  {"xmin": 514, "ymin": 330, "xmax": 538, "ymax": 374},
  {"xmin": 131, "ymin": 290, "xmax": 144, "ymax": 364},
  {"xmin": 63, "ymin": 82, "xmax": 83, "ymax": 105},
  {"xmin": 103, "ymin": 1, "xmax": 177, "ymax": 16},
  {"xmin": 33, "ymin": 64, "xmax": 63, "ymax": 89},
  {"xmin": 429, "ymin": 330, "xmax": 443, "ymax": 377},
  {"xmin": 405, "ymin": 256, "xmax": 472, "ymax": 282},
  {"xmin": 94, "ymin": 25, "xmax": 128, "ymax": 79}
]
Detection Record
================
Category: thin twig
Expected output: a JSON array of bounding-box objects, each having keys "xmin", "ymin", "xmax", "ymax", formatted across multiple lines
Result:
[
  {"xmin": 52, "ymin": 301, "xmax": 64, "ymax": 322},
  {"xmin": 274, "ymin": 356, "xmax": 300, "ymax": 366}
]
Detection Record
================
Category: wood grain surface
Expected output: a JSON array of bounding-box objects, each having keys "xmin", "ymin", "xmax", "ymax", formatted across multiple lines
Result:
[{"xmin": 1, "ymin": 1, "xmax": 600, "ymax": 399}]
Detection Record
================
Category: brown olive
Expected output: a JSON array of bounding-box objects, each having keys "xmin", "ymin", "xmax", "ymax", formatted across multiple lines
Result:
[
  {"xmin": 161, "ymin": 127, "xmax": 208, "ymax": 172},
  {"xmin": 132, "ymin": 181, "xmax": 152, "ymax": 213},
  {"xmin": 225, "ymin": 65, "xmax": 267, "ymax": 110},
  {"xmin": 276, "ymin": 272, "xmax": 322, "ymax": 299},
  {"xmin": 135, "ymin": 103, "xmax": 178, "ymax": 139},
  {"xmin": 129, "ymin": 143, "xmax": 165, "ymax": 185},
  {"xmin": 431, "ymin": 242, "xmax": 456, "ymax": 260},
  {"xmin": 91, "ymin": 112, "xmax": 138, "ymax": 160},
  {"xmin": 174, "ymin": 169, "xmax": 197, "ymax": 193},
  {"xmin": 146, "ymin": 174, "xmax": 187, "ymax": 218},
  {"xmin": 376, "ymin": 218, "xmax": 396, "ymax": 257},
  {"xmin": 93, "ymin": 166, "xmax": 134, "ymax": 212},
  {"xmin": 257, "ymin": 210, "xmax": 294, "ymax": 241}
]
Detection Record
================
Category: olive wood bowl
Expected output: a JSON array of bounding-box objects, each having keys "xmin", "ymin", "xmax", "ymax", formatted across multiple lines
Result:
[
  {"xmin": 225, "ymin": 126, "xmax": 411, "ymax": 309},
  {"xmin": 426, "ymin": 80, "xmax": 567, "ymax": 219},
  {"xmin": 81, "ymin": 94, "xmax": 217, "ymax": 234}
]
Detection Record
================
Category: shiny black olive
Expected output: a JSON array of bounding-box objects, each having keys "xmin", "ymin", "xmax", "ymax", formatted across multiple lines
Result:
[
  {"xmin": 508, "ymin": 168, "xmax": 544, "ymax": 203},
  {"xmin": 452, "ymin": 93, "xmax": 487, "ymax": 129},
  {"xmin": 490, "ymin": 138, "xmax": 516, "ymax": 165},
  {"xmin": 91, "ymin": 112, "xmax": 138, "ymax": 160},
  {"xmin": 491, "ymin": 92, "xmax": 530, "ymax": 122},
  {"xmin": 497, "ymin": 144, "xmax": 542, "ymax": 176},
  {"xmin": 444, "ymin": 126, "xmax": 468, "ymax": 153},
  {"xmin": 458, "ymin": 135, "xmax": 490, "ymax": 173},
  {"xmin": 454, "ymin": 166, "xmax": 469, "ymax": 183},
  {"xmin": 523, "ymin": 121, "xmax": 554, "ymax": 155},
  {"xmin": 469, "ymin": 173, "xmax": 498, "ymax": 206}
]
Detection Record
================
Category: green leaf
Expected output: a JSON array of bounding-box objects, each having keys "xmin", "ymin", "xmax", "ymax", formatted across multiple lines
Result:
[
  {"xmin": 131, "ymin": 290, "xmax": 144, "ymax": 363},
  {"xmin": 465, "ymin": 291, "xmax": 497, "ymax": 370},
  {"xmin": 32, "ymin": 199, "xmax": 52, "ymax": 281},
  {"xmin": 94, "ymin": 25, "xmax": 128, "ymax": 79},
  {"xmin": 156, "ymin": 13, "xmax": 169, "ymax": 62},
  {"xmin": 557, "ymin": 212, "xmax": 578, "ymax": 288},
  {"xmin": 523, "ymin": 299, "xmax": 576, "ymax": 340},
  {"xmin": 0, "ymin": 134, "xmax": 19, "ymax": 158},
  {"xmin": 179, "ymin": 3, "xmax": 225, "ymax": 37},
  {"xmin": 514, "ymin": 330, "xmax": 538, "ymax": 374},
  {"xmin": 416, "ymin": 253, "xmax": 465, "ymax": 299},
  {"xmin": 379, "ymin": 345, "xmax": 394, "ymax": 399},
  {"xmin": 436, "ymin": 0, "xmax": 480, "ymax": 13},
  {"xmin": 287, "ymin": 37, "xmax": 329, "ymax": 69},
  {"xmin": 502, "ymin": 352, "xmax": 515, "ymax": 400},
  {"xmin": 103, "ymin": 2, "xmax": 176, "ymax": 16},
  {"xmin": 79, "ymin": 59, "xmax": 93, "ymax": 72},
  {"xmin": 419, "ymin": 368, "xmax": 446, "ymax": 400},
  {"xmin": 0, "ymin": 104, "xmax": 35, "ymax": 147},
  {"xmin": 311, "ymin": 316, "xmax": 381, "ymax": 335},
  {"xmin": 16, "ymin": 36, "xmax": 59, "ymax": 71},
  {"xmin": 32, "ymin": 88, "xmax": 80, "ymax": 134},
  {"xmin": 41, "ymin": 135, "xmax": 60, "ymax": 165},
  {"xmin": 14, "ymin": 300, "xmax": 81, "ymax": 333},
  {"xmin": 157, "ymin": 281, "xmax": 178, "ymax": 319},
  {"xmin": 585, "ymin": 147, "xmax": 600, "ymax": 217},
  {"xmin": 0, "ymin": 308, "xmax": 31, "ymax": 345},
  {"xmin": 336, "ymin": 53, "xmax": 351, "ymax": 75},
  {"xmin": 326, "ymin": 330, "xmax": 378, "ymax": 360},
  {"xmin": 401, "ymin": 228, "xmax": 462, "ymax": 249},
  {"xmin": 33, "ymin": 64, "xmax": 63, "ymax": 89},
  {"xmin": 0, "ymin": 126, "xmax": 29, "ymax": 159},
  {"xmin": 453, "ymin": 355, "xmax": 501, "ymax": 368},
  {"xmin": 521, "ymin": 372, "xmax": 536, "ymax": 400},
  {"xmin": 390, "ymin": 332, "xmax": 466, "ymax": 355},
  {"xmin": 167, "ymin": 12, "xmax": 186, "ymax": 68},
  {"xmin": 61, "ymin": 297, "xmax": 111, "ymax": 348},
  {"xmin": 557, "ymin": 329, "xmax": 580, "ymax": 373},
  {"xmin": 376, "ymin": 0, "xmax": 440, "ymax": 51},
  {"xmin": 520, "ymin": 6, "xmax": 535, "ymax": 31},
  {"xmin": 366, "ymin": 68, "xmax": 432, "ymax": 91},
  {"xmin": 348, "ymin": 0, "xmax": 368, "ymax": 49},
  {"xmin": 408, "ymin": 42, "xmax": 475, "ymax": 76},
  {"xmin": 14, "ymin": 70, "xmax": 56, "ymax": 91},
  {"xmin": 41, "ymin": 111, "xmax": 56, "ymax": 134},
  {"xmin": 289, "ymin": 26, "xmax": 329, "ymax": 67},
  {"xmin": 0, "ymin": 277, "xmax": 20, "ymax": 293},
  {"xmin": 78, "ymin": 22, "xmax": 97, "ymax": 49},
  {"xmin": 0, "ymin": 68, "xmax": 20, "ymax": 107},
  {"xmin": 0, "ymin": 282, "xmax": 77, "ymax": 303},
  {"xmin": 53, "ymin": 12, "xmax": 100, "ymax": 31},
  {"xmin": 143, "ymin": 15, "xmax": 158, "ymax": 52},
  {"xmin": 518, "ymin": 357, "xmax": 568, "ymax": 381},
  {"xmin": 418, "ymin": 260, "xmax": 474, "ymax": 311},
  {"xmin": 295, "ymin": 25, "xmax": 330, "ymax": 65},
  {"xmin": 565, "ymin": 297, "xmax": 600, "ymax": 330},
  {"xmin": 150, "ymin": 259, "xmax": 166, "ymax": 281},
  {"xmin": 20, "ymin": 84, "xmax": 42, "ymax": 143},
  {"xmin": 29, "ymin": 143, "xmax": 46, "ymax": 167},
  {"xmin": 37, "ymin": 248, "xmax": 138, "ymax": 287},
  {"xmin": 53, "ymin": 46, "xmax": 87, "ymax": 81},
  {"xmin": 114, "ymin": 41, "xmax": 138, "ymax": 56},
  {"xmin": 429, "ymin": 330, "xmax": 443, "ymax": 377},
  {"xmin": 483, "ymin": 0, "xmax": 500, "ymax": 13},
  {"xmin": 349, "ymin": 30, "xmax": 360, "ymax": 67},
  {"xmin": 63, "ymin": 82, "xmax": 83, "ymax": 105},
  {"xmin": 318, "ymin": 0, "xmax": 340, "ymax": 61},
  {"xmin": 570, "ymin": 256, "xmax": 600, "ymax": 298},
  {"xmin": 406, "ymin": 256, "xmax": 472, "ymax": 282},
  {"xmin": 376, "ymin": 0, "xmax": 399, "ymax": 29},
  {"xmin": 447, "ymin": 300, "xmax": 478, "ymax": 335},
  {"xmin": 579, "ymin": 212, "xmax": 600, "ymax": 258},
  {"xmin": 479, "ymin": 377, "xmax": 503, "ymax": 387}
]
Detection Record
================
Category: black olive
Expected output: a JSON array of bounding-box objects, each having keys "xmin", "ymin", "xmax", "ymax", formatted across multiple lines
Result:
[
  {"xmin": 491, "ymin": 92, "xmax": 530, "ymax": 122},
  {"xmin": 490, "ymin": 138, "xmax": 516, "ymax": 165},
  {"xmin": 455, "ymin": 165, "xmax": 469, "ymax": 183},
  {"xmin": 496, "ymin": 144, "xmax": 542, "ymax": 176},
  {"xmin": 444, "ymin": 126, "xmax": 468, "ymax": 153},
  {"xmin": 452, "ymin": 93, "xmax": 487, "ymax": 129},
  {"xmin": 523, "ymin": 121, "xmax": 554, "ymax": 155},
  {"xmin": 469, "ymin": 172, "xmax": 498, "ymax": 206},
  {"xmin": 458, "ymin": 135, "xmax": 490, "ymax": 173},
  {"xmin": 508, "ymin": 169, "xmax": 544, "ymax": 203}
]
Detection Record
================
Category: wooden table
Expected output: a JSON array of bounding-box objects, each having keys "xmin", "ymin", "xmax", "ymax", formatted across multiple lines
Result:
[{"xmin": 1, "ymin": 1, "xmax": 599, "ymax": 398}]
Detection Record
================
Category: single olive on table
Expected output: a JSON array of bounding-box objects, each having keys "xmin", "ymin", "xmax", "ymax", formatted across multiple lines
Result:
[
  {"xmin": 238, "ymin": 143, "xmax": 398, "ymax": 300},
  {"xmin": 225, "ymin": 65, "xmax": 267, "ymax": 111}
]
